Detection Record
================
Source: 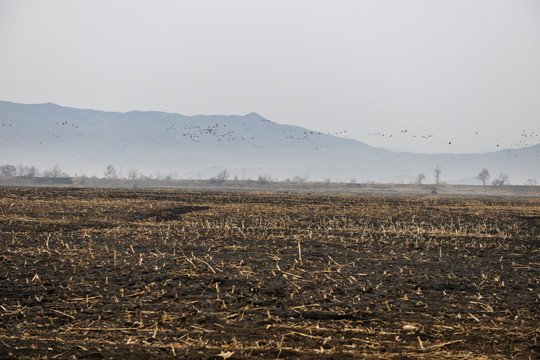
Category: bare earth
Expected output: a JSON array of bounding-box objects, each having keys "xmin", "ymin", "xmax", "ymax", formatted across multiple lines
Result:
[{"xmin": 0, "ymin": 187, "xmax": 538, "ymax": 359}]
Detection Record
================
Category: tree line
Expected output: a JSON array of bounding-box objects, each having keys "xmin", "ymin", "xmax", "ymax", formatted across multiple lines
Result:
[
  {"xmin": 1, "ymin": 163, "xmax": 537, "ymax": 185},
  {"xmin": 414, "ymin": 166, "xmax": 537, "ymax": 186},
  {"xmin": 0, "ymin": 164, "xmax": 68, "ymax": 178}
]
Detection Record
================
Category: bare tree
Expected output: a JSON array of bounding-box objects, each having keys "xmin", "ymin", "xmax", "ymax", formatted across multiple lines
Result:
[
  {"xmin": 492, "ymin": 173, "xmax": 509, "ymax": 186},
  {"xmin": 416, "ymin": 173, "xmax": 426, "ymax": 185},
  {"xmin": 17, "ymin": 165, "xmax": 39, "ymax": 177},
  {"xmin": 216, "ymin": 169, "xmax": 229, "ymax": 181},
  {"xmin": 127, "ymin": 169, "xmax": 139, "ymax": 180},
  {"xmin": 258, "ymin": 174, "xmax": 273, "ymax": 183},
  {"xmin": 210, "ymin": 169, "xmax": 229, "ymax": 184},
  {"xmin": 434, "ymin": 166, "xmax": 441, "ymax": 185},
  {"xmin": 0, "ymin": 164, "xmax": 17, "ymax": 176},
  {"xmin": 476, "ymin": 168, "xmax": 490, "ymax": 186},
  {"xmin": 526, "ymin": 178, "xmax": 537, "ymax": 186},
  {"xmin": 43, "ymin": 165, "xmax": 68, "ymax": 178},
  {"xmin": 104, "ymin": 164, "xmax": 118, "ymax": 180}
]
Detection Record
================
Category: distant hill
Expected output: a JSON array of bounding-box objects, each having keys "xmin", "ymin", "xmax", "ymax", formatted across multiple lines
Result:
[{"xmin": 1, "ymin": 101, "xmax": 539, "ymax": 184}]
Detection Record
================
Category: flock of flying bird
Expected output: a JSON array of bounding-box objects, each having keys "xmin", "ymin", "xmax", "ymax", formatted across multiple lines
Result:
[
  {"xmin": 163, "ymin": 118, "xmax": 540, "ymax": 151},
  {"xmin": 158, "ymin": 116, "xmax": 540, "ymax": 150},
  {"xmin": 1, "ymin": 117, "xmax": 539, "ymax": 150},
  {"xmin": 367, "ymin": 129, "xmax": 538, "ymax": 149},
  {"xmin": 162, "ymin": 119, "xmax": 347, "ymax": 144}
]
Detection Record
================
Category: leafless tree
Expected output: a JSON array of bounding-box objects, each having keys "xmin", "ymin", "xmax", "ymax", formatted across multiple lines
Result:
[
  {"xmin": 43, "ymin": 165, "xmax": 68, "ymax": 178},
  {"xmin": 210, "ymin": 169, "xmax": 229, "ymax": 184},
  {"xmin": 0, "ymin": 164, "xmax": 17, "ymax": 176},
  {"xmin": 17, "ymin": 165, "xmax": 39, "ymax": 177},
  {"xmin": 416, "ymin": 173, "xmax": 426, "ymax": 184},
  {"xmin": 127, "ymin": 169, "xmax": 139, "ymax": 180},
  {"xmin": 492, "ymin": 173, "xmax": 509, "ymax": 186},
  {"xmin": 476, "ymin": 168, "xmax": 490, "ymax": 186},
  {"xmin": 216, "ymin": 169, "xmax": 229, "ymax": 181},
  {"xmin": 258, "ymin": 174, "xmax": 273, "ymax": 183},
  {"xmin": 434, "ymin": 166, "xmax": 441, "ymax": 185},
  {"xmin": 104, "ymin": 164, "xmax": 118, "ymax": 180}
]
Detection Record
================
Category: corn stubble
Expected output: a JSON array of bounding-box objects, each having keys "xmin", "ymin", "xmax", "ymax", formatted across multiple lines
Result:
[{"xmin": 0, "ymin": 187, "xmax": 538, "ymax": 359}]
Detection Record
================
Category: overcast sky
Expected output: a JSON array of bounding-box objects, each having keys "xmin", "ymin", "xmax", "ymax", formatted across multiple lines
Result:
[{"xmin": 1, "ymin": 0, "xmax": 539, "ymax": 153}]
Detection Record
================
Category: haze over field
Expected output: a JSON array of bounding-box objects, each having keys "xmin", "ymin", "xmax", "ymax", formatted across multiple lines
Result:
[{"xmin": 1, "ymin": 1, "xmax": 539, "ymax": 179}]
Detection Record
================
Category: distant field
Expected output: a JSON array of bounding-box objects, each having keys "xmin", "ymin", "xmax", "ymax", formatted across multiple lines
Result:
[
  {"xmin": 1, "ymin": 176, "xmax": 539, "ymax": 198},
  {"xmin": 0, "ymin": 187, "xmax": 538, "ymax": 359}
]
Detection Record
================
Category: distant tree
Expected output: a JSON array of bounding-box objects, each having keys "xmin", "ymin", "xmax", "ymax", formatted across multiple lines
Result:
[
  {"xmin": 216, "ymin": 169, "xmax": 229, "ymax": 181},
  {"xmin": 258, "ymin": 174, "xmax": 272, "ymax": 183},
  {"xmin": 43, "ymin": 165, "xmax": 67, "ymax": 178},
  {"xmin": 0, "ymin": 164, "xmax": 17, "ymax": 176},
  {"xmin": 79, "ymin": 174, "xmax": 88, "ymax": 185},
  {"xmin": 476, "ymin": 168, "xmax": 490, "ymax": 186},
  {"xmin": 492, "ymin": 173, "xmax": 509, "ymax": 186},
  {"xmin": 17, "ymin": 165, "xmax": 39, "ymax": 177},
  {"xmin": 526, "ymin": 178, "xmax": 537, "ymax": 186},
  {"xmin": 210, "ymin": 169, "xmax": 229, "ymax": 184},
  {"xmin": 292, "ymin": 176, "xmax": 306, "ymax": 183},
  {"xmin": 350, "ymin": 178, "xmax": 357, "ymax": 184},
  {"xmin": 104, "ymin": 164, "xmax": 118, "ymax": 180},
  {"xmin": 434, "ymin": 166, "xmax": 441, "ymax": 185},
  {"xmin": 127, "ymin": 169, "xmax": 139, "ymax": 180},
  {"xmin": 416, "ymin": 173, "xmax": 426, "ymax": 185}
]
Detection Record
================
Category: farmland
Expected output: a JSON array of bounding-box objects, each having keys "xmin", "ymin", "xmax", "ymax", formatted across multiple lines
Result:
[{"xmin": 0, "ymin": 187, "xmax": 538, "ymax": 359}]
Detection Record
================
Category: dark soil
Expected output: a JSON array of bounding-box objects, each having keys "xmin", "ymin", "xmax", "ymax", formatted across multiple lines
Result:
[{"xmin": 0, "ymin": 187, "xmax": 538, "ymax": 359}]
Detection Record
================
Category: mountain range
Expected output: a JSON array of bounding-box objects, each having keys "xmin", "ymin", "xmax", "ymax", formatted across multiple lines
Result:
[{"xmin": 1, "ymin": 101, "xmax": 539, "ymax": 184}]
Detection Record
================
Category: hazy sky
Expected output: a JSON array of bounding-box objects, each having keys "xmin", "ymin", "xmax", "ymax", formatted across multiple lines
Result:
[{"xmin": 1, "ymin": 0, "xmax": 539, "ymax": 153}]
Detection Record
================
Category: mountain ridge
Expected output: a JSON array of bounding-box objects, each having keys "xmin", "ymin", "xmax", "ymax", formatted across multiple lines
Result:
[{"xmin": 1, "ymin": 101, "xmax": 538, "ymax": 184}]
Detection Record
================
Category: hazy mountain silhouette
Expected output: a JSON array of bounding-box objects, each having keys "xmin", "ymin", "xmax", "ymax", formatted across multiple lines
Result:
[{"xmin": 1, "ymin": 101, "xmax": 538, "ymax": 184}]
